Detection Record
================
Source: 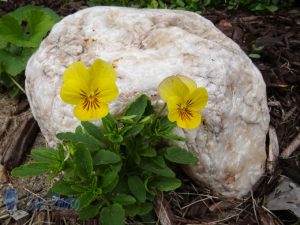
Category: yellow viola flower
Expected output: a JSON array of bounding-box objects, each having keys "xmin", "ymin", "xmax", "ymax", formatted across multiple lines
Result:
[
  {"xmin": 158, "ymin": 75, "xmax": 208, "ymax": 129},
  {"xmin": 60, "ymin": 59, "xmax": 118, "ymax": 121}
]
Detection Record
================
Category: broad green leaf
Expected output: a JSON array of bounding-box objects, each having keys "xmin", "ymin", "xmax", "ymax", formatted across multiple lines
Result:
[
  {"xmin": 128, "ymin": 176, "xmax": 146, "ymax": 202},
  {"xmin": 157, "ymin": 132, "xmax": 186, "ymax": 141},
  {"xmin": 125, "ymin": 202, "xmax": 153, "ymax": 217},
  {"xmin": 50, "ymin": 180, "xmax": 79, "ymax": 196},
  {"xmin": 81, "ymin": 121, "xmax": 105, "ymax": 142},
  {"xmin": 102, "ymin": 170, "xmax": 119, "ymax": 193},
  {"xmin": 0, "ymin": 48, "xmax": 33, "ymax": 76},
  {"xmin": 164, "ymin": 147, "xmax": 198, "ymax": 164},
  {"xmin": 74, "ymin": 144, "xmax": 93, "ymax": 179},
  {"xmin": 56, "ymin": 132, "xmax": 103, "ymax": 152},
  {"xmin": 150, "ymin": 177, "xmax": 181, "ymax": 191},
  {"xmin": 140, "ymin": 147, "xmax": 156, "ymax": 157},
  {"xmin": 93, "ymin": 150, "xmax": 121, "ymax": 165},
  {"xmin": 0, "ymin": 6, "xmax": 60, "ymax": 47},
  {"xmin": 100, "ymin": 203, "xmax": 125, "ymax": 225},
  {"xmin": 113, "ymin": 194, "xmax": 136, "ymax": 205},
  {"xmin": 124, "ymin": 94, "xmax": 149, "ymax": 121},
  {"xmin": 77, "ymin": 190, "xmax": 95, "ymax": 210},
  {"xmin": 30, "ymin": 148, "xmax": 60, "ymax": 164},
  {"xmin": 140, "ymin": 157, "xmax": 175, "ymax": 177},
  {"xmin": 79, "ymin": 205, "xmax": 100, "ymax": 220},
  {"xmin": 11, "ymin": 163, "xmax": 49, "ymax": 177}
]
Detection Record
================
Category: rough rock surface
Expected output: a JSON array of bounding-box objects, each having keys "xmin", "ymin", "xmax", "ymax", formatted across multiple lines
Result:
[{"xmin": 25, "ymin": 7, "xmax": 270, "ymax": 198}]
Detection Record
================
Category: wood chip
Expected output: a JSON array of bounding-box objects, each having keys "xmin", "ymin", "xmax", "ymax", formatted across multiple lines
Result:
[
  {"xmin": 154, "ymin": 191, "xmax": 174, "ymax": 225},
  {"xmin": 280, "ymin": 132, "xmax": 300, "ymax": 158},
  {"xmin": 267, "ymin": 126, "xmax": 279, "ymax": 174},
  {"xmin": 0, "ymin": 164, "xmax": 9, "ymax": 183},
  {"xmin": 1, "ymin": 112, "xmax": 39, "ymax": 170}
]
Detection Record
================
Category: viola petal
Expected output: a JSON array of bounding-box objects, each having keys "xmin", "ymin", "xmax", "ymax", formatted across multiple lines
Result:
[
  {"xmin": 74, "ymin": 100, "xmax": 109, "ymax": 121},
  {"xmin": 158, "ymin": 76, "xmax": 189, "ymax": 101},
  {"xmin": 177, "ymin": 75, "xmax": 197, "ymax": 93},
  {"xmin": 166, "ymin": 96, "xmax": 181, "ymax": 122},
  {"xmin": 60, "ymin": 61, "xmax": 90, "ymax": 104},
  {"xmin": 187, "ymin": 87, "xmax": 208, "ymax": 110},
  {"xmin": 176, "ymin": 111, "xmax": 202, "ymax": 129}
]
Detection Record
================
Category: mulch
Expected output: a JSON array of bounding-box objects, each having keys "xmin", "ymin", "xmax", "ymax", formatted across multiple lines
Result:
[{"xmin": 0, "ymin": 1, "xmax": 299, "ymax": 224}]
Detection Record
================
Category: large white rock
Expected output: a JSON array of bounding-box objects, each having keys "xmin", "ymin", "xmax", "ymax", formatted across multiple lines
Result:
[{"xmin": 25, "ymin": 7, "xmax": 270, "ymax": 198}]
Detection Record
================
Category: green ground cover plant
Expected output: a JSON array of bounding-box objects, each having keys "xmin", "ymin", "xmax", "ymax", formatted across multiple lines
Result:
[
  {"xmin": 12, "ymin": 94, "xmax": 199, "ymax": 225},
  {"xmin": 0, "ymin": 5, "xmax": 60, "ymax": 96}
]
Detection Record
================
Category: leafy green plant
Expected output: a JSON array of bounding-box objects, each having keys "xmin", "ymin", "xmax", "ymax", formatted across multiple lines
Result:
[
  {"xmin": 86, "ymin": 0, "xmax": 294, "ymax": 12},
  {"xmin": 12, "ymin": 94, "xmax": 198, "ymax": 225},
  {"xmin": 0, "ymin": 6, "xmax": 60, "ymax": 96}
]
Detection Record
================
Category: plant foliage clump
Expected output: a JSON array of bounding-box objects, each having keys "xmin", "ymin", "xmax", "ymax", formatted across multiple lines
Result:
[
  {"xmin": 87, "ymin": 0, "xmax": 294, "ymax": 13},
  {"xmin": 0, "ymin": 6, "xmax": 60, "ymax": 96},
  {"xmin": 12, "ymin": 95, "xmax": 198, "ymax": 225}
]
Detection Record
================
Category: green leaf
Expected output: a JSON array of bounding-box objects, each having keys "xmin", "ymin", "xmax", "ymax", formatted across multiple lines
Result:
[
  {"xmin": 107, "ymin": 133, "xmax": 123, "ymax": 143},
  {"xmin": 102, "ymin": 114, "xmax": 117, "ymax": 132},
  {"xmin": 124, "ymin": 94, "xmax": 149, "ymax": 121},
  {"xmin": 150, "ymin": 177, "xmax": 181, "ymax": 191},
  {"xmin": 56, "ymin": 131, "xmax": 103, "ymax": 152},
  {"xmin": 124, "ymin": 124, "xmax": 144, "ymax": 137},
  {"xmin": 157, "ymin": 132, "xmax": 186, "ymax": 141},
  {"xmin": 102, "ymin": 170, "xmax": 119, "ymax": 193},
  {"xmin": 140, "ymin": 157, "xmax": 175, "ymax": 177},
  {"xmin": 164, "ymin": 147, "xmax": 198, "ymax": 164},
  {"xmin": 0, "ymin": 48, "xmax": 33, "ymax": 76},
  {"xmin": 11, "ymin": 163, "xmax": 49, "ymax": 177},
  {"xmin": 50, "ymin": 180, "xmax": 79, "ymax": 195},
  {"xmin": 0, "ymin": 6, "xmax": 60, "ymax": 47},
  {"xmin": 125, "ymin": 202, "xmax": 153, "ymax": 217},
  {"xmin": 140, "ymin": 147, "xmax": 156, "ymax": 157},
  {"xmin": 249, "ymin": 53, "xmax": 261, "ymax": 59},
  {"xmin": 74, "ymin": 144, "xmax": 93, "ymax": 179},
  {"xmin": 100, "ymin": 203, "xmax": 125, "ymax": 225},
  {"xmin": 77, "ymin": 190, "xmax": 95, "ymax": 210},
  {"xmin": 113, "ymin": 194, "xmax": 136, "ymax": 205},
  {"xmin": 81, "ymin": 121, "xmax": 105, "ymax": 142},
  {"xmin": 128, "ymin": 176, "xmax": 146, "ymax": 202},
  {"xmin": 93, "ymin": 150, "xmax": 121, "ymax": 165},
  {"xmin": 79, "ymin": 205, "xmax": 100, "ymax": 220},
  {"xmin": 30, "ymin": 148, "xmax": 60, "ymax": 164}
]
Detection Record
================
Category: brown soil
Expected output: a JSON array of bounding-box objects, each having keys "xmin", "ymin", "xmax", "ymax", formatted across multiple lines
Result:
[{"xmin": 0, "ymin": 1, "xmax": 299, "ymax": 225}]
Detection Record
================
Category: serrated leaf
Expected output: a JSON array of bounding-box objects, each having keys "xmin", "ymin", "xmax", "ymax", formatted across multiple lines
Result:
[
  {"xmin": 140, "ymin": 147, "xmax": 156, "ymax": 157},
  {"xmin": 150, "ymin": 177, "xmax": 181, "ymax": 191},
  {"xmin": 140, "ymin": 157, "xmax": 175, "ymax": 178},
  {"xmin": 124, "ymin": 94, "xmax": 149, "ymax": 121},
  {"xmin": 100, "ymin": 203, "xmax": 125, "ymax": 225},
  {"xmin": 164, "ymin": 147, "xmax": 198, "ymax": 164},
  {"xmin": 50, "ymin": 180, "xmax": 79, "ymax": 195},
  {"xmin": 102, "ymin": 114, "xmax": 117, "ymax": 132},
  {"xmin": 113, "ymin": 194, "xmax": 136, "ymax": 205},
  {"xmin": 102, "ymin": 170, "xmax": 119, "ymax": 193},
  {"xmin": 93, "ymin": 150, "xmax": 121, "ymax": 165},
  {"xmin": 11, "ymin": 163, "xmax": 49, "ymax": 177},
  {"xmin": 74, "ymin": 144, "xmax": 93, "ymax": 179},
  {"xmin": 77, "ymin": 190, "xmax": 95, "ymax": 210},
  {"xmin": 79, "ymin": 205, "xmax": 100, "ymax": 220},
  {"xmin": 125, "ymin": 202, "xmax": 152, "ymax": 217},
  {"xmin": 30, "ymin": 148, "xmax": 60, "ymax": 164},
  {"xmin": 107, "ymin": 133, "xmax": 123, "ymax": 143},
  {"xmin": 128, "ymin": 176, "xmax": 146, "ymax": 202},
  {"xmin": 81, "ymin": 121, "xmax": 105, "ymax": 142},
  {"xmin": 124, "ymin": 124, "xmax": 144, "ymax": 137},
  {"xmin": 56, "ymin": 132, "xmax": 102, "ymax": 152}
]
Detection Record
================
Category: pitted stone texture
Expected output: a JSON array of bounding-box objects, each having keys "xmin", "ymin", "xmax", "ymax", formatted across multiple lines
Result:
[{"xmin": 25, "ymin": 7, "xmax": 270, "ymax": 198}]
